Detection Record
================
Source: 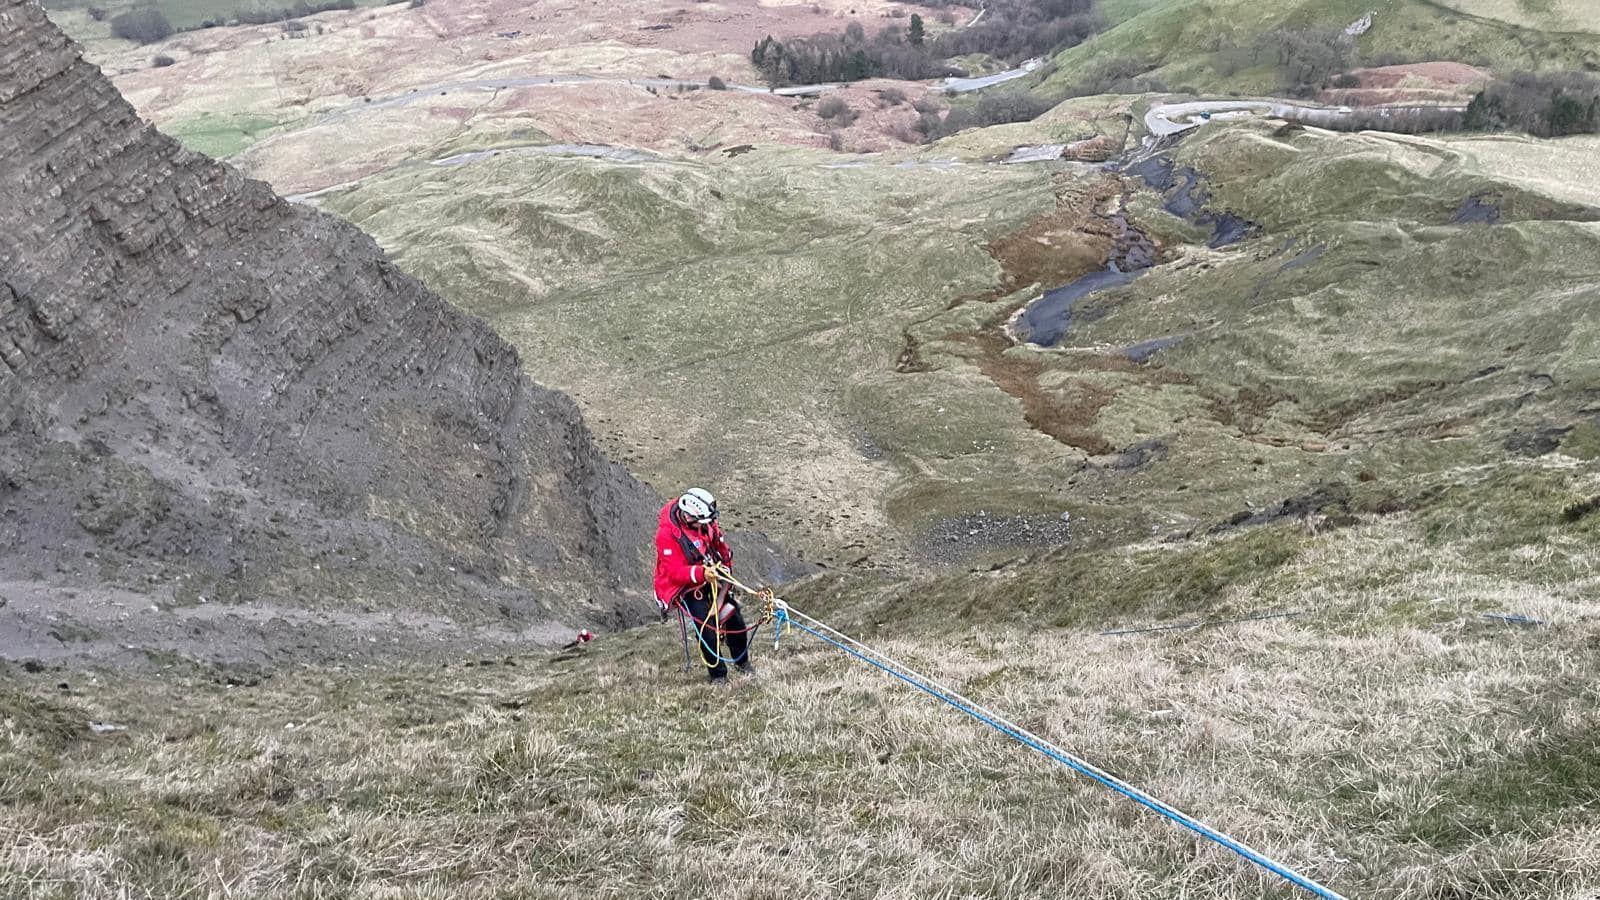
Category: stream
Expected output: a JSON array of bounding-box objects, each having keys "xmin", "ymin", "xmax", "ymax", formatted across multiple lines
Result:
[{"xmin": 1011, "ymin": 156, "xmax": 1260, "ymax": 351}]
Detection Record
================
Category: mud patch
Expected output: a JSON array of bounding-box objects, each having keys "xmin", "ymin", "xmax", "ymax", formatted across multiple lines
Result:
[
  {"xmin": 1012, "ymin": 204, "xmax": 1158, "ymax": 347},
  {"xmin": 958, "ymin": 173, "xmax": 1127, "ymax": 307},
  {"xmin": 1208, "ymin": 385, "xmax": 1295, "ymax": 434},
  {"xmin": 1504, "ymin": 425, "xmax": 1572, "ymax": 457},
  {"xmin": 1207, "ymin": 482, "xmax": 1355, "ymax": 535},
  {"xmin": 1092, "ymin": 438, "xmax": 1168, "ymax": 471},
  {"xmin": 964, "ymin": 332, "xmax": 1119, "ymax": 454},
  {"xmin": 921, "ymin": 175, "xmax": 1187, "ymax": 452}
]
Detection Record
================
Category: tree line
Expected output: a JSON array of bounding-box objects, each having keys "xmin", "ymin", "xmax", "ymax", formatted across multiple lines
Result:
[
  {"xmin": 1465, "ymin": 71, "xmax": 1600, "ymax": 137},
  {"xmin": 106, "ymin": 0, "xmax": 379, "ymax": 44},
  {"xmin": 752, "ymin": 0, "xmax": 1100, "ymax": 88},
  {"xmin": 932, "ymin": 0, "xmax": 1097, "ymax": 63},
  {"xmin": 751, "ymin": 21, "xmax": 951, "ymax": 85}
]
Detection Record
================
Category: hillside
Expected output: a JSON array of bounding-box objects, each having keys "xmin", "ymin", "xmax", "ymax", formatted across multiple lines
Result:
[
  {"xmin": 7, "ymin": 490, "xmax": 1598, "ymax": 897},
  {"xmin": 309, "ymin": 116, "xmax": 1600, "ymax": 573},
  {"xmin": 166, "ymin": 80, "xmax": 1600, "ymax": 900},
  {"xmin": 4, "ymin": 0, "xmax": 1600, "ymax": 896},
  {"xmin": 1039, "ymin": 0, "xmax": 1600, "ymax": 96},
  {"xmin": 1435, "ymin": 0, "xmax": 1600, "ymax": 34},
  {"xmin": 0, "ymin": 0, "xmax": 790, "ymax": 666}
]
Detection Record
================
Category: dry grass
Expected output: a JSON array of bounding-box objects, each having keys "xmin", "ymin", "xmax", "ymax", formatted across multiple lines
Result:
[{"xmin": 5, "ymin": 465, "xmax": 1599, "ymax": 898}]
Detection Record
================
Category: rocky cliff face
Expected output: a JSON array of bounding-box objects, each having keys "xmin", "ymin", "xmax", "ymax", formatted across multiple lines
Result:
[{"xmin": 0, "ymin": 0, "xmax": 763, "ymax": 664}]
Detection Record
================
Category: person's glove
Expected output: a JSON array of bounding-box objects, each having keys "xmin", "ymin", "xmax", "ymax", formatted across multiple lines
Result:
[{"xmin": 655, "ymin": 599, "xmax": 671, "ymax": 623}]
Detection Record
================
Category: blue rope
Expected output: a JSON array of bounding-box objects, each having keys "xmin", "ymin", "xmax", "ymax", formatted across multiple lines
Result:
[
  {"xmin": 1482, "ymin": 612, "xmax": 1545, "ymax": 626},
  {"xmin": 775, "ymin": 609, "xmax": 1345, "ymax": 900},
  {"xmin": 686, "ymin": 607, "xmax": 759, "ymax": 667}
]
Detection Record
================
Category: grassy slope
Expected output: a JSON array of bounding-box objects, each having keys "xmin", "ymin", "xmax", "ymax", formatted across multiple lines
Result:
[
  {"xmin": 1097, "ymin": 0, "xmax": 1169, "ymax": 27},
  {"xmin": 325, "ymin": 149, "xmax": 1095, "ymax": 569},
  {"xmin": 3, "ymin": 470, "xmax": 1597, "ymax": 898},
  {"xmin": 1433, "ymin": 0, "xmax": 1600, "ymax": 34},
  {"xmin": 43, "ymin": 0, "xmax": 390, "ymax": 33},
  {"xmin": 7, "ymin": 46, "xmax": 1600, "ymax": 895},
  {"xmin": 1039, "ymin": 0, "xmax": 1600, "ymax": 96},
  {"xmin": 41, "ymin": 11, "xmax": 320, "ymax": 162},
  {"xmin": 322, "ymin": 122, "xmax": 1600, "ymax": 570}
]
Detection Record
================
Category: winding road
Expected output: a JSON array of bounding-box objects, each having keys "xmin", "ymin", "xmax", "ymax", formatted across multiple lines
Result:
[{"xmin": 1144, "ymin": 98, "xmax": 1468, "ymax": 138}]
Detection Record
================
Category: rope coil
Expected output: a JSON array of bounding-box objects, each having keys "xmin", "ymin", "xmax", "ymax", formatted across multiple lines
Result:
[{"xmin": 674, "ymin": 563, "xmax": 766, "ymax": 670}]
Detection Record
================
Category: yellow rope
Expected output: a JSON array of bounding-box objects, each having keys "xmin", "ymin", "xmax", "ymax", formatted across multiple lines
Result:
[{"xmin": 685, "ymin": 563, "xmax": 776, "ymax": 669}]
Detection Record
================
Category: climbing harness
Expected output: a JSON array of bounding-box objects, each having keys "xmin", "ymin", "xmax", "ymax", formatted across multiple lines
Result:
[
  {"xmin": 705, "ymin": 568, "xmax": 1348, "ymax": 900},
  {"xmin": 672, "ymin": 564, "xmax": 768, "ymax": 671}
]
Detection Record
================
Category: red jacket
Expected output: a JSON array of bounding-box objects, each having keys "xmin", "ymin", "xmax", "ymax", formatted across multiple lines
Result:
[{"xmin": 653, "ymin": 501, "xmax": 732, "ymax": 604}]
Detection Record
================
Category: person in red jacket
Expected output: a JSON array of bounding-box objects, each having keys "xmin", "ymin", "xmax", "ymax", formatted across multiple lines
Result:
[{"xmin": 654, "ymin": 487, "xmax": 752, "ymax": 682}]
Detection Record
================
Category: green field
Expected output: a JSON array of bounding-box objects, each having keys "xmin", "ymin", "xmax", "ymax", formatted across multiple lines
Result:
[
  {"xmin": 188, "ymin": 85, "xmax": 1600, "ymax": 899},
  {"xmin": 1434, "ymin": 0, "xmax": 1600, "ymax": 34},
  {"xmin": 42, "ymin": 0, "xmax": 389, "ymax": 34},
  {"xmin": 328, "ymin": 148, "xmax": 1066, "ymax": 567},
  {"xmin": 1039, "ymin": 0, "xmax": 1600, "ymax": 96},
  {"xmin": 161, "ymin": 112, "xmax": 282, "ymax": 158}
]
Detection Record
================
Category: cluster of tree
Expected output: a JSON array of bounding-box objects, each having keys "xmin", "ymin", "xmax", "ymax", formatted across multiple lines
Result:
[
  {"xmin": 234, "ymin": 0, "xmax": 354, "ymax": 26},
  {"xmin": 1283, "ymin": 106, "xmax": 1467, "ymax": 135},
  {"xmin": 930, "ymin": 0, "xmax": 1098, "ymax": 63},
  {"xmin": 1465, "ymin": 71, "xmax": 1600, "ymax": 137},
  {"xmin": 1208, "ymin": 26, "xmax": 1354, "ymax": 95},
  {"xmin": 751, "ymin": 21, "xmax": 951, "ymax": 85},
  {"xmin": 752, "ymin": 0, "xmax": 1101, "ymax": 87},
  {"xmin": 916, "ymin": 88, "xmax": 1055, "ymax": 140},
  {"xmin": 110, "ymin": 7, "xmax": 173, "ymax": 43},
  {"xmin": 1262, "ymin": 27, "xmax": 1354, "ymax": 96}
]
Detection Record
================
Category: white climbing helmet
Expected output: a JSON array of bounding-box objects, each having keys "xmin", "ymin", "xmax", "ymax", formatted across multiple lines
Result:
[{"xmin": 676, "ymin": 487, "xmax": 718, "ymax": 526}]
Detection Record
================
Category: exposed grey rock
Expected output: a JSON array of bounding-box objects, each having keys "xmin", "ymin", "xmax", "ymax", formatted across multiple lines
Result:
[{"xmin": 0, "ymin": 0, "xmax": 691, "ymax": 663}]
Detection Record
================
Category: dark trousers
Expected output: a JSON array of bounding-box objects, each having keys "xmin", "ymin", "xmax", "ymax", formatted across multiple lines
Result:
[{"xmin": 682, "ymin": 588, "xmax": 750, "ymax": 680}]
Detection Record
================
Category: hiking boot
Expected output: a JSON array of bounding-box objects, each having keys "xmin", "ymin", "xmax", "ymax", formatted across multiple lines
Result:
[{"xmin": 736, "ymin": 662, "xmax": 757, "ymax": 678}]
